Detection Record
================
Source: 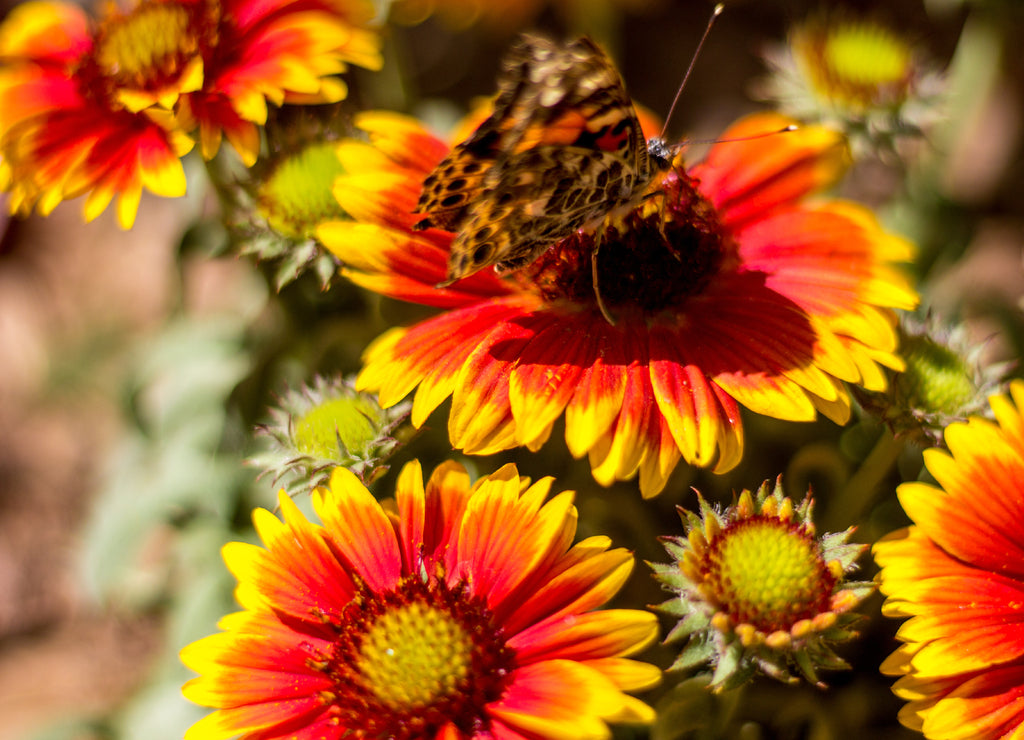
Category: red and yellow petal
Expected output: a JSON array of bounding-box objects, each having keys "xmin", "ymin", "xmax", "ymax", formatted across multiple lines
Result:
[
  {"xmin": 587, "ymin": 333, "xmax": 691, "ymax": 495},
  {"xmin": 227, "ymin": 492, "xmax": 356, "ymax": 619},
  {"xmin": 447, "ymin": 314, "xmax": 539, "ymax": 455},
  {"xmin": 583, "ymin": 657, "xmax": 663, "ymax": 695},
  {"xmin": 488, "ymin": 660, "xmax": 637, "ymax": 738},
  {"xmin": 892, "ymin": 574, "xmax": 1024, "ymax": 676},
  {"xmin": 182, "ymin": 613, "xmax": 334, "ymax": 706},
  {"xmin": 898, "ymin": 447, "xmax": 1024, "ymax": 579},
  {"xmin": 354, "ymin": 110, "xmax": 452, "ymax": 175},
  {"xmin": 908, "ymin": 664, "xmax": 1024, "ymax": 740},
  {"xmin": 3, "ymin": 103, "xmax": 191, "ymax": 228},
  {"xmin": 691, "ymin": 113, "xmax": 850, "ymax": 231},
  {"xmin": 875, "ymin": 527, "xmax": 974, "ymax": 607},
  {"xmin": 450, "ymin": 469, "xmax": 578, "ymax": 609},
  {"xmin": 501, "ymin": 539, "xmax": 633, "ymax": 635},
  {"xmin": 184, "ymin": 695, "xmax": 329, "ymax": 740},
  {"xmin": 510, "ymin": 609, "xmax": 659, "ymax": 664},
  {"xmin": 313, "ymin": 467, "xmax": 404, "ymax": 592}
]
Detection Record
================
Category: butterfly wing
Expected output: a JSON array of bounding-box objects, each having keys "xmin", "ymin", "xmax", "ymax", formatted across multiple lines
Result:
[
  {"xmin": 415, "ymin": 35, "xmax": 652, "ymax": 284},
  {"xmin": 413, "ymin": 35, "xmax": 562, "ymax": 233},
  {"xmin": 444, "ymin": 147, "xmax": 644, "ymax": 283}
]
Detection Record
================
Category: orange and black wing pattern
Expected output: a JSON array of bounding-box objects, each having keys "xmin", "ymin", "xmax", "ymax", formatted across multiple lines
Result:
[{"xmin": 413, "ymin": 36, "xmax": 655, "ymax": 285}]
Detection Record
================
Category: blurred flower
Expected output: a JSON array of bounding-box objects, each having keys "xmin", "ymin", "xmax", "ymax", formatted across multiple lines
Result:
[
  {"xmin": 854, "ymin": 313, "xmax": 1013, "ymax": 446},
  {"xmin": 652, "ymin": 477, "xmax": 873, "ymax": 690},
  {"xmin": 249, "ymin": 374, "xmax": 409, "ymax": 492},
  {"xmin": 874, "ymin": 380, "xmax": 1024, "ymax": 740},
  {"xmin": 319, "ymin": 111, "xmax": 918, "ymax": 497},
  {"xmin": 181, "ymin": 460, "xmax": 660, "ymax": 739},
  {"xmin": 0, "ymin": 0, "xmax": 382, "ymax": 228},
  {"xmin": 756, "ymin": 12, "xmax": 944, "ymax": 156},
  {"xmin": 0, "ymin": 0, "xmax": 195, "ymax": 228}
]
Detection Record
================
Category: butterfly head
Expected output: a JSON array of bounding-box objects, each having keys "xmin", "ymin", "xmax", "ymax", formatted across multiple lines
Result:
[{"xmin": 646, "ymin": 136, "xmax": 680, "ymax": 173}]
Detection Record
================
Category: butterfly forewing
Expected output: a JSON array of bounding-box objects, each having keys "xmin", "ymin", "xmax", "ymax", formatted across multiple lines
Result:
[{"xmin": 413, "ymin": 34, "xmax": 668, "ymax": 285}]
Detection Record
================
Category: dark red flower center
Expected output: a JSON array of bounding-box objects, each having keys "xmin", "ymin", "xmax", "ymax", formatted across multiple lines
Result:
[
  {"xmin": 525, "ymin": 169, "xmax": 731, "ymax": 320},
  {"xmin": 307, "ymin": 576, "xmax": 516, "ymax": 739}
]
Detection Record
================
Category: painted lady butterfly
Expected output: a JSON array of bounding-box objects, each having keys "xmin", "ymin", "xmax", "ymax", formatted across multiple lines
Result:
[{"xmin": 412, "ymin": 34, "xmax": 676, "ymax": 288}]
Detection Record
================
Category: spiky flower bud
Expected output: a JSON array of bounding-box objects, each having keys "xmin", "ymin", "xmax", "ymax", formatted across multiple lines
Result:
[
  {"xmin": 651, "ymin": 477, "xmax": 873, "ymax": 691},
  {"xmin": 218, "ymin": 139, "xmax": 350, "ymax": 289},
  {"xmin": 250, "ymin": 375, "xmax": 411, "ymax": 493},
  {"xmin": 855, "ymin": 314, "xmax": 1014, "ymax": 446}
]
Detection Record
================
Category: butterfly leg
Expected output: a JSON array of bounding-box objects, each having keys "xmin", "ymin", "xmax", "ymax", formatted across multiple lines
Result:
[{"xmin": 591, "ymin": 231, "xmax": 618, "ymax": 326}]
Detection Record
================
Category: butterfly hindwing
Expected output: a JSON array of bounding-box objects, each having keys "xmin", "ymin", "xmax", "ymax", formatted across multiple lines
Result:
[{"xmin": 445, "ymin": 146, "xmax": 642, "ymax": 282}]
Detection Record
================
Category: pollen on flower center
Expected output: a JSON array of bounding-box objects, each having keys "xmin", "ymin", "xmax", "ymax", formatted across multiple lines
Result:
[
  {"xmin": 793, "ymin": 17, "xmax": 913, "ymax": 110},
  {"xmin": 315, "ymin": 578, "xmax": 516, "ymax": 738},
  {"xmin": 529, "ymin": 170, "xmax": 728, "ymax": 317},
  {"xmin": 705, "ymin": 517, "xmax": 835, "ymax": 632},
  {"xmin": 823, "ymin": 26, "xmax": 910, "ymax": 88},
  {"xmin": 93, "ymin": 2, "xmax": 201, "ymax": 89},
  {"xmin": 357, "ymin": 601, "xmax": 474, "ymax": 709}
]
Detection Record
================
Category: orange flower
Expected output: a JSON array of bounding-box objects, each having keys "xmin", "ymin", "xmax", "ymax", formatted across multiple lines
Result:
[
  {"xmin": 181, "ymin": 461, "xmax": 659, "ymax": 739},
  {"xmin": 0, "ymin": 0, "xmax": 381, "ymax": 227},
  {"xmin": 874, "ymin": 380, "xmax": 1024, "ymax": 740},
  {"xmin": 319, "ymin": 111, "xmax": 918, "ymax": 496}
]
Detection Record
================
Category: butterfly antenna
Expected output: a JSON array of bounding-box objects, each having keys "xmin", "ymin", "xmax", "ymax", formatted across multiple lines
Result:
[
  {"xmin": 660, "ymin": 3, "xmax": 724, "ymax": 140},
  {"xmin": 684, "ymin": 124, "xmax": 799, "ymax": 148}
]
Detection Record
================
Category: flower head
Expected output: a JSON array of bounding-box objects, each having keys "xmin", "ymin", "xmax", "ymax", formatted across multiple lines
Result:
[
  {"xmin": 0, "ymin": 0, "xmax": 195, "ymax": 228},
  {"xmin": 181, "ymin": 460, "xmax": 660, "ymax": 739},
  {"xmin": 319, "ymin": 111, "xmax": 918, "ymax": 496},
  {"xmin": 652, "ymin": 477, "xmax": 873, "ymax": 690},
  {"xmin": 249, "ymin": 374, "xmax": 410, "ymax": 492},
  {"xmin": 0, "ymin": 0, "xmax": 382, "ymax": 228},
  {"xmin": 874, "ymin": 380, "xmax": 1024, "ymax": 740},
  {"xmin": 757, "ymin": 12, "xmax": 943, "ymax": 156}
]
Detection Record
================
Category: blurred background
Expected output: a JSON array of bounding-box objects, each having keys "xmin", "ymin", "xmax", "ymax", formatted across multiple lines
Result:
[{"xmin": 0, "ymin": 0, "xmax": 1022, "ymax": 738}]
